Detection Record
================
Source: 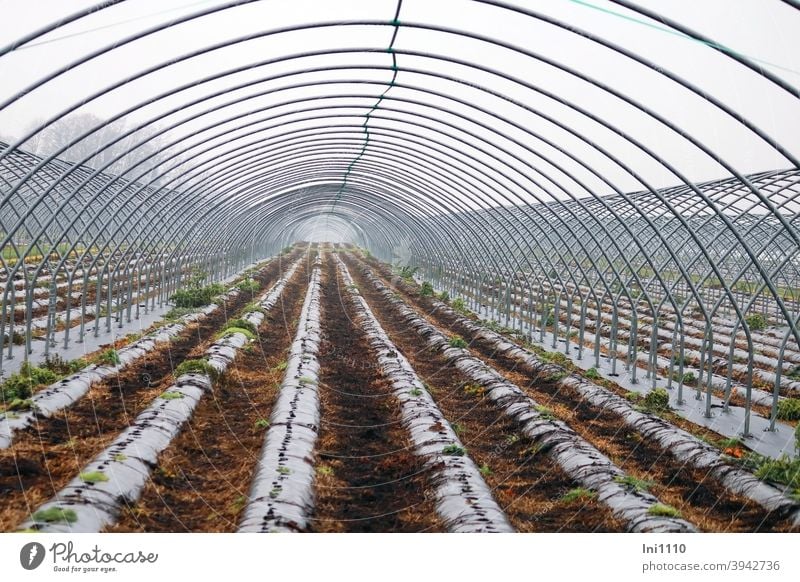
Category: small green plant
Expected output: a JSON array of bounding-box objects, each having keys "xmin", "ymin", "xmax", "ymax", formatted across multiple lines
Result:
[
  {"xmin": 160, "ymin": 391, "xmax": 184, "ymax": 400},
  {"xmin": 165, "ymin": 306, "xmax": 196, "ymax": 320},
  {"xmin": 397, "ymin": 265, "xmax": 418, "ymax": 281},
  {"xmin": 5, "ymin": 398, "xmax": 34, "ymax": 411},
  {"xmin": 644, "ymin": 387, "xmax": 670, "ymax": 411},
  {"xmin": 254, "ymin": 418, "xmax": 270, "ymax": 429},
  {"xmin": 43, "ymin": 354, "xmax": 87, "ymax": 375},
  {"xmin": 317, "ymin": 465, "xmax": 334, "ymax": 476},
  {"xmin": 32, "ymin": 507, "xmax": 78, "ymax": 524},
  {"xmin": 613, "ymin": 474, "xmax": 655, "ymax": 492},
  {"xmin": 679, "ymin": 371, "xmax": 696, "ymax": 385},
  {"xmin": 745, "ymin": 453, "xmax": 800, "ymax": 489},
  {"xmin": 777, "ymin": 398, "xmax": 800, "ymax": 421},
  {"xmin": 561, "ymin": 487, "xmax": 597, "ymax": 503},
  {"xmin": 442, "ymin": 444, "xmax": 466, "ymax": 456},
  {"xmin": 1, "ymin": 361, "xmax": 58, "ymax": 402},
  {"xmin": 97, "ymin": 349, "xmax": 120, "ymax": 366},
  {"xmin": 113, "ymin": 453, "xmax": 128, "ymax": 462},
  {"xmin": 585, "ymin": 367, "xmax": 601, "ymax": 380},
  {"xmin": 745, "ymin": 313, "xmax": 767, "ymax": 331},
  {"xmin": 647, "ymin": 503, "xmax": 681, "ymax": 518},
  {"xmin": 448, "ymin": 336, "xmax": 468, "ymax": 349},
  {"xmin": 540, "ymin": 351, "xmax": 569, "ymax": 366},
  {"xmin": 535, "ymin": 405, "xmax": 556, "ymax": 420},
  {"xmin": 504, "ymin": 434, "xmax": 520, "ymax": 445},
  {"xmin": 273, "ymin": 360, "xmax": 288, "ymax": 373},
  {"xmin": 174, "ymin": 358, "xmax": 220, "ymax": 381},
  {"xmin": 236, "ymin": 278, "xmax": 260, "ymax": 294},
  {"xmin": 79, "ymin": 471, "xmax": 110, "ymax": 484},
  {"xmin": 479, "ymin": 464, "xmax": 492, "ymax": 477},
  {"xmin": 437, "ymin": 290, "xmax": 450, "ymax": 303},
  {"xmin": 277, "ymin": 466, "xmax": 291, "ymax": 475},
  {"xmin": 409, "ymin": 388, "xmax": 423, "ymax": 397},
  {"xmin": 218, "ymin": 326, "xmax": 256, "ymax": 341},
  {"xmin": 171, "ymin": 282, "xmax": 225, "ymax": 308},
  {"xmin": 463, "ymin": 383, "xmax": 484, "ymax": 397},
  {"xmin": 420, "ymin": 281, "xmax": 434, "ymax": 297},
  {"xmin": 452, "ymin": 422, "xmax": 465, "ymax": 436},
  {"xmin": 224, "ymin": 318, "xmax": 258, "ymax": 335},
  {"xmin": 451, "ymin": 297, "xmax": 468, "ymax": 315}
]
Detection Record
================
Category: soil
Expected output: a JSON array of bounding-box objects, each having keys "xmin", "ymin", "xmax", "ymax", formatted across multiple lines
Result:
[
  {"xmin": 345, "ymin": 254, "xmax": 626, "ymax": 532},
  {"xmin": 352, "ymin": 253, "xmax": 799, "ymax": 532},
  {"xmin": 309, "ymin": 255, "xmax": 443, "ymax": 532},
  {"xmin": 0, "ymin": 257, "xmax": 288, "ymax": 531},
  {"xmin": 109, "ymin": 258, "xmax": 310, "ymax": 532}
]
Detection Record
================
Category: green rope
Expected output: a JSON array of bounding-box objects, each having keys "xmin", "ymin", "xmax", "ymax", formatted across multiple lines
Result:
[{"xmin": 329, "ymin": 1, "xmax": 403, "ymax": 218}]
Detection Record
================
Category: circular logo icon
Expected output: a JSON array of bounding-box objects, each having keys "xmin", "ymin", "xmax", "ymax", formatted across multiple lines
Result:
[{"xmin": 20, "ymin": 542, "xmax": 46, "ymax": 570}]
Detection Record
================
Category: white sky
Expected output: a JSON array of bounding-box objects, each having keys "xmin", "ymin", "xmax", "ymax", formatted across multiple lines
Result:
[{"xmin": 0, "ymin": 0, "xmax": 798, "ymax": 205}]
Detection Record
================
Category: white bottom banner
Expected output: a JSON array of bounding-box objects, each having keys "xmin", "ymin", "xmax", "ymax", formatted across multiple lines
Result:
[{"xmin": 0, "ymin": 533, "xmax": 795, "ymax": 581}]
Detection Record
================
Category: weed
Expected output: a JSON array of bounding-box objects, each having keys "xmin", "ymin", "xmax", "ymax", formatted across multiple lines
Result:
[
  {"xmin": 79, "ymin": 471, "xmax": 110, "ymax": 484},
  {"xmin": 254, "ymin": 418, "xmax": 270, "ymax": 430},
  {"xmin": 648, "ymin": 504, "xmax": 681, "ymax": 518},
  {"xmin": 317, "ymin": 465, "xmax": 334, "ymax": 477},
  {"xmin": 97, "ymin": 349, "xmax": 121, "ymax": 366},
  {"xmin": 535, "ymin": 405, "xmax": 556, "ymax": 420},
  {"xmin": 643, "ymin": 387, "xmax": 671, "ymax": 412},
  {"xmin": 0, "ymin": 361, "xmax": 58, "ymax": 401},
  {"xmin": 448, "ymin": 336, "xmax": 468, "ymax": 349},
  {"xmin": 479, "ymin": 464, "xmax": 492, "ymax": 477},
  {"xmin": 613, "ymin": 474, "xmax": 655, "ymax": 492},
  {"xmin": 113, "ymin": 454, "xmax": 128, "ymax": 462},
  {"xmin": 4, "ymin": 398, "xmax": 34, "ymax": 411},
  {"xmin": 236, "ymin": 278, "xmax": 260, "ymax": 294},
  {"xmin": 437, "ymin": 290, "xmax": 450, "ymax": 303},
  {"xmin": 396, "ymin": 265, "xmax": 418, "ymax": 281},
  {"xmin": 277, "ymin": 466, "xmax": 291, "ymax": 475},
  {"xmin": 452, "ymin": 422, "xmax": 465, "ymax": 436},
  {"xmin": 585, "ymin": 367, "xmax": 601, "ymax": 380},
  {"xmin": 463, "ymin": 384, "xmax": 485, "ymax": 397},
  {"xmin": 223, "ymin": 318, "xmax": 258, "ymax": 335},
  {"xmin": 540, "ymin": 351, "xmax": 569, "ymax": 366},
  {"xmin": 171, "ymin": 282, "xmax": 224, "ymax": 308},
  {"xmin": 160, "ymin": 391, "xmax": 184, "ymax": 400},
  {"xmin": 451, "ymin": 297, "xmax": 468, "ymax": 315},
  {"xmin": 165, "ymin": 306, "xmax": 196, "ymax": 320},
  {"xmin": 442, "ymin": 444, "xmax": 466, "ymax": 456},
  {"xmin": 420, "ymin": 281, "xmax": 434, "ymax": 297},
  {"xmin": 776, "ymin": 398, "xmax": 800, "ymax": 421},
  {"xmin": 561, "ymin": 487, "xmax": 597, "ymax": 503},
  {"xmin": 175, "ymin": 358, "xmax": 220, "ymax": 381},
  {"xmin": 505, "ymin": 434, "xmax": 520, "ymax": 445},
  {"xmin": 218, "ymin": 326, "xmax": 256, "ymax": 341},
  {"xmin": 32, "ymin": 507, "xmax": 77, "ymax": 524},
  {"xmin": 743, "ymin": 453, "xmax": 800, "ymax": 489},
  {"xmin": 273, "ymin": 360, "xmax": 288, "ymax": 373},
  {"xmin": 745, "ymin": 313, "xmax": 767, "ymax": 331},
  {"xmin": 409, "ymin": 388, "xmax": 423, "ymax": 397},
  {"xmin": 43, "ymin": 354, "xmax": 87, "ymax": 375},
  {"xmin": 545, "ymin": 371, "xmax": 567, "ymax": 383}
]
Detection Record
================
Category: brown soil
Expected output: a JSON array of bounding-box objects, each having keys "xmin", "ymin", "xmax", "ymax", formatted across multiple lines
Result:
[
  {"xmin": 0, "ymin": 257, "xmax": 287, "ymax": 531},
  {"xmin": 309, "ymin": 255, "xmax": 442, "ymax": 532},
  {"xmin": 109, "ymin": 259, "xmax": 310, "ymax": 532},
  {"xmin": 345, "ymin": 255, "xmax": 626, "ymax": 532},
  {"xmin": 352, "ymin": 253, "xmax": 796, "ymax": 532}
]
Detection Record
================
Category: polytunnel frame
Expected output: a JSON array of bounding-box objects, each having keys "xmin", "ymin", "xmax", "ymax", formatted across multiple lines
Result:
[{"xmin": 0, "ymin": 3, "xmax": 797, "ymax": 437}]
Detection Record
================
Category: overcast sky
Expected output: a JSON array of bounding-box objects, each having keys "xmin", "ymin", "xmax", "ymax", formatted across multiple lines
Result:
[{"xmin": 0, "ymin": 0, "xmax": 798, "ymax": 206}]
